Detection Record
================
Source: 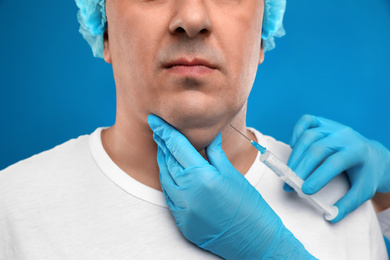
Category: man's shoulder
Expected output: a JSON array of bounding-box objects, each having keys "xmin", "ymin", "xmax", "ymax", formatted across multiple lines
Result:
[
  {"xmin": 0, "ymin": 130, "xmax": 107, "ymax": 228},
  {"xmin": 0, "ymin": 132, "xmax": 92, "ymax": 191}
]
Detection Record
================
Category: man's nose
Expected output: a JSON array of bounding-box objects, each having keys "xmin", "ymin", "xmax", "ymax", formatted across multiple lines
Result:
[{"xmin": 169, "ymin": 0, "xmax": 212, "ymax": 38}]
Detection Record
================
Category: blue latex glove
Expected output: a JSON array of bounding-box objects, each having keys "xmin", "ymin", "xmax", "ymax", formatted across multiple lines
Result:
[
  {"xmin": 148, "ymin": 114, "xmax": 315, "ymax": 260},
  {"xmin": 285, "ymin": 115, "xmax": 390, "ymax": 223}
]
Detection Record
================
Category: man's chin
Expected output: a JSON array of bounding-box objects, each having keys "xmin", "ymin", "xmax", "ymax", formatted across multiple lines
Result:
[
  {"xmin": 158, "ymin": 111, "xmax": 228, "ymax": 151},
  {"xmin": 177, "ymin": 127, "xmax": 221, "ymax": 152},
  {"xmin": 171, "ymin": 112, "xmax": 222, "ymax": 129},
  {"xmin": 152, "ymin": 97, "xmax": 246, "ymax": 151}
]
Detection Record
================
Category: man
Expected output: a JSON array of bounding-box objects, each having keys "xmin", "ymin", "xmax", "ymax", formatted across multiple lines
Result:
[{"xmin": 0, "ymin": 0, "xmax": 387, "ymax": 259}]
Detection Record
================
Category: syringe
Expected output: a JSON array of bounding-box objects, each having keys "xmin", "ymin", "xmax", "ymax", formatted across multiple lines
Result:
[{"xmin": 229, "ymin": 125, "xmax": 339, "ymax": 221}]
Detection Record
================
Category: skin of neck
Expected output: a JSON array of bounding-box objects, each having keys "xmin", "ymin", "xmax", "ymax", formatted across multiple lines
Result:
[{"xmin": 101, "ymin": 101, "xmax": 259, "ymax": 191}]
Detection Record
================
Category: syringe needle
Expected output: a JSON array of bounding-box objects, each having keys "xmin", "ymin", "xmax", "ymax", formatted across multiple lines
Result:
[
  {"xmin": 229, "ymin": 124, "xmax": 252, "ymax": 142},
  {"xmin": 229, "ymin": 124, "xmax": 267, "ymax": 153}
]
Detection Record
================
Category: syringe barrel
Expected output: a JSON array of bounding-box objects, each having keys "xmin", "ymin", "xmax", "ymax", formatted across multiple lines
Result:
[{"xmin": 260, "ymin": 150, "xmax": 338, "ymax": 221}]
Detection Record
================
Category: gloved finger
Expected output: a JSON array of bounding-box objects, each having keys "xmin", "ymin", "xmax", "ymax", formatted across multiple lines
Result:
[
  {"xmin": 154, "ymin": 133, "xmax": 185, "ymax": 178},
  {"xmin": 157, "ymin": 146, "xmax": 177, "ymax": 189},
  {"xmin": 283, "ymin": 183, "xmax": 295, "ymax": 192},
  {"xmin": 148, "ymin": 114, "xmax": 208, "ymax": 169},
  {"xmin": 287, "ymin": 128, "xmax": 327, "ymax": 169},
  {"xmin": 165, "ymin": 147, "xmax": 195, "ymax": 188},
  {"xmin": 301, "ymin": 149, "xmax": 362, "ymax": 195},
  {"xmin": 161, "ymin": 182, "xmax": 182, "ymax": 213},
  {"xmin": 161, "ymin": 183, "xmax": 186, "ymax": 228},
  {"xmin": 291, "ymin": 136, "xmax": 339, "ymax": 181},
  {"xmin": 205, "ymin": 132, "xmax": 235, "ymax": 174},
  {"xmin": 290, "ymin": 115, "xmax": 320, "ymax": 148},
  {"xmin": 155, "ymin": 133, "xmax": 212, "ymax": 187},
  {"xmin": 330, "ymin": 184, "xmax": 371, "ymax": 224},
  {"xmin": 157, "ymin": 146, "xmax": 186, "ymax": 209},
  {"xmin": 161, "ymin": 186, "xmax": 174, "ymax": 208},
  {"xmin": 153, "ymin": 133, "xmax": 169, "ymax": 157},
  {"xmin": 284, "ymin": 133, "xmax": 334, "ymax": 193}
]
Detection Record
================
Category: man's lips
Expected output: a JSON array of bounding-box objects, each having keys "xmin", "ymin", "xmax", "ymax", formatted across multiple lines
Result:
[
  {"xmin": 164, "ymin": 58, "xmax": 217, "ymax": 69},
  {"xmin": 163, "ymin": 58, "xmax": 217, "ymax": 76}
]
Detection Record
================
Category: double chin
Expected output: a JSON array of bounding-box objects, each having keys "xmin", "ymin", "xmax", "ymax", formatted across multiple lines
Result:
[
  {"xmin": 159, "ymin": 108, "xmax": 245, "ymax": 152},
  {"xmin": 177, "ymin": 126, "xmax": 222, "ymax": 152}
]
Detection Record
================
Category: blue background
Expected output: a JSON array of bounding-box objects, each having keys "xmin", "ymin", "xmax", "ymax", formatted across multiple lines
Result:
[{"xmin": 1, "ymin": 0, "xmax": 389, "ymax": 170}]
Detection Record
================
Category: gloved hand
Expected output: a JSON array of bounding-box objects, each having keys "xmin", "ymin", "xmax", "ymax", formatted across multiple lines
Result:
[
  {"xmin": 285, "ymin": 115, "xmax": 390, "ymax": 223},
  {"xmin": 148, "ymin": 114, "xmax": 314, "ymax": 260}
]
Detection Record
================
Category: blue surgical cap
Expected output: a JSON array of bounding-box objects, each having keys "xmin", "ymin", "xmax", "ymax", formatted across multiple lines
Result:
[
  {"xmin": 75, "ymin": 0, "xmax": 286, "ymax": 58},
  {"xmin": 75, "ymin": 0, "xmax": 106, "ymax": 58},
  {"xmin": 262, "ymin": 0, "xmax": 286, "ymax": 51}
]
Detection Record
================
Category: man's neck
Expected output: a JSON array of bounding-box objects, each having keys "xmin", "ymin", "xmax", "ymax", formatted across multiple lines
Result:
[{"xmin": 101, "ymin": 112, "xmax": 259, "ymax": 192}]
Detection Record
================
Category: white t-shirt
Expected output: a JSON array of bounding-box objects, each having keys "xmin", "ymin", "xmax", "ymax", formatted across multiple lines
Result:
[
  {"xmin": 378, "ymin": 208, "xmax": 390, "ymax": 241},
  {"xmin": 0, "ymin": 127, "xmax": 387, "ymax": 260}
]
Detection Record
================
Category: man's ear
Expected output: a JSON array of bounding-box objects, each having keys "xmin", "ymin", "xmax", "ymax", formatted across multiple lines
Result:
[
  {"xmin": 258, "ymin": 41, "xmax": 265, "ymax": 65},
  {"xmin": 103, "ymin": 29, "xmax": 112, "ymax": 64}
]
